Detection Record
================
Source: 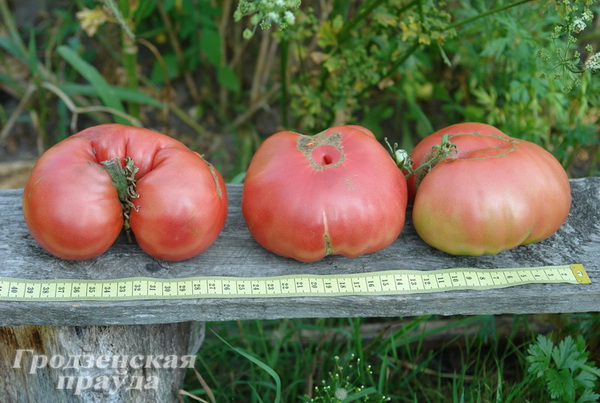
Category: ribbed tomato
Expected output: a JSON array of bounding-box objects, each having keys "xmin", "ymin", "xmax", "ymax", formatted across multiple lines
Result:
[
  {"xmin": 242, "ymin": 125, "xmax": 407, "ymax": 262},
  {"xmin": 23, "ymin": 124, "xmax": 227, "ymax": 261},
  {"xmin": 408, "ymin": 122, "xmax": 571, "ymax": 255}
]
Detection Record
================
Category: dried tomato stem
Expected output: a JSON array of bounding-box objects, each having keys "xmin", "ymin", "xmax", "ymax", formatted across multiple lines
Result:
[
  {"xmin": 411, "ymin": 139, "xmax": 457, "ymax": 190},
  {"xmin": 101, "ymin": 157, "xmax": 140, "ymax": 241},
  {"xmin": 385, "ymin": 136, "xmax": 457, "ymax": 180}
]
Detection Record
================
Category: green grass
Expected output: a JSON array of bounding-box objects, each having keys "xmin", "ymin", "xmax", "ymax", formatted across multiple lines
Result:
[{"xmin": 181, "ymin": 314, "xmax": 600, "ymax": 402}]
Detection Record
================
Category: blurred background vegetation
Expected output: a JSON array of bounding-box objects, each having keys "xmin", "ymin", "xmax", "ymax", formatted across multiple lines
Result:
[
  {"xmin": 1, "ymin": 0, "xmax": 600, "ymax": 401},
  {"xmin": 0, "ymin": 0, "xmax": 599, "ymax": 185}
]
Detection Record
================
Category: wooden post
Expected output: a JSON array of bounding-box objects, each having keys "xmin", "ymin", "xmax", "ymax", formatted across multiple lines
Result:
[
  {"xmin": 0, "ymin": 322, "xmax": 204, "ymax": 402},
  {"xmin": 0, "ymin": 179, "xmax": 599, "ymax": 401}
]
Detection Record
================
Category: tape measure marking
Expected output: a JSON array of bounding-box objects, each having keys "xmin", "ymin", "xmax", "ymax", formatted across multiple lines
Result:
[{"xmin": 0, "ymin": 264, "xmax": 590, "ymax": 302}]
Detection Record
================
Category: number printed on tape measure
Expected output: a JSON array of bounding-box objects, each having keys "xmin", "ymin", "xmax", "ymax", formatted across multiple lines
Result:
[{"xmin": 0, "ymin": 264, "xmax": 590, "ymax": 302}]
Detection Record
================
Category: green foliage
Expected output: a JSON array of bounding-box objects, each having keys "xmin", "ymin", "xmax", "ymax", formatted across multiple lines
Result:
[
  {"xmin": 57, "ymin": 45, "xmax": 128, "ymax": 124},
  {"xmin": 537, "ymin": 0, "xmax": 597, "ymax": 91},
  {"xmin": 282, "ymin": 1, "xmax": 445, "ymax": 132},
  {"xmin": 431, "ymin": 1, "xmax": 599, "ymax": 174},
  {"xmin": 212, "ymin": 329, "xmax": 283, "ymax": 403},
  {"xmin": 235, "ymin": 0, "xmax": 302, "ymax": 38},
  {"xmin": 247, "ymin": 0, "xmax": 598, "ymax": 176},
  {"xmin": 2, "ymin": 0, "xmax": 599, "ymax": 178},
  {"xmin": 301, "ymin": 354, "xmax": 390, "ymax": 402},
  {"xmin": 184, "ymin": 315, "xmax": 597, "ymax": 402},
  {"xmin": 527, "ymin": 334, "xmax": 600, "ymax": 402}
]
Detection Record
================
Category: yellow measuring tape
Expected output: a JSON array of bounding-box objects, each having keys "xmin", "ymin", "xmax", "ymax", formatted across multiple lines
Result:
[{"xmin": 0, "ymin": 264, "xmax": 590, "ymax": 302}]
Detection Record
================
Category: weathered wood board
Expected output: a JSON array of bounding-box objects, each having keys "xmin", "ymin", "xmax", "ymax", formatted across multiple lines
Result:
[
  {"xmin": 0, "ymin": 322, "xmax": 204, "ymax": 403},
  {"xmin": 1, "ymin": 178, "xmax": 599, "ymax": 326}
]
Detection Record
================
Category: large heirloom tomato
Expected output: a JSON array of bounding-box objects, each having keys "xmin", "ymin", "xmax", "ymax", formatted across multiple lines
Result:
[
  {"xmin": 242, "ymin": 125, "xmax": 407, "ymax": 262},
  {"xmin": 408, "ymin": 122, "xmax": 571, "ymax": 256},
  {"xmin": 23, "ymin": 124, "xmax": 227, "ymax": 261}
]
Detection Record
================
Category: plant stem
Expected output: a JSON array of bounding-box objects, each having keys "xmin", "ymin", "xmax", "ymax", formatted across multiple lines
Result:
[
  {"xmin": 444, "ymin": 0, "xmax": 534, "ymax": 31},
  {"xmin": 41, "ymin": 82, "xmax": 142, "ymax": 130},
  {"xmin": 137, "ymin": 38, "xmax": 171, "ymax": 121},
  {"xmin": 0, "ymin": 0, "xmax": 26, "ymax": 57},
  {"xmin": 104, "ymin": 0, "xmax": 135, "ymax": 41},
  {"xmin": 357, "ymin": 40, "xmax": 420, "ymax": 100},
  {"xmin": 218, "ymin": 0, "xmax": 233, "ymax": 123},
  {"xmin": 337, "ymin": 0, "xmax": 387, "ymax": 44},
  {"xmin": 0, "ymin": 84, "xmax": 35, "ymax": 145},
  {"xmin": 156, "ymin": 0, "xmax": 201, "ymax": 104},
  {"xmin": 123, "ymin": 47, "xmax": 140, "ymax": 119},
  {"xmin": 169, "ymin": 103, "xmax": 210, "ymax": 138},
  {"xmin": 250, "ymin": 30, "xmax": 271, "ymax": 104},
  {"xmin": 339, "ymin": 0, "xmax": 419, "ymax": 44},
  {"xmin": 112, "ymin": 0, "xmax": 140, "ymax": 119},
  {"xmin": 101, "ymin": 157, "xmax": 139, "ymax": 240},
  {"xmin": 387, "ymin": 40, "xmax": 420, "ymax": 78},
  {"xmin": 280, "ymin": 38, "xmax": 290, "ymax": 128},
  {"xmin": 585, "ymin": 146, "xmax": 600, "ymax": 177}
]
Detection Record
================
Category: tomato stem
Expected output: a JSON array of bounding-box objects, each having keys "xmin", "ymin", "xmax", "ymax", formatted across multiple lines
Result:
[
  {"xmin": 101, "ymin": 157, "xmax": 140, "ymax": 241},
  {"xmin": 385, "ymin": 135, "xmax": 457, "ymax": 180}
]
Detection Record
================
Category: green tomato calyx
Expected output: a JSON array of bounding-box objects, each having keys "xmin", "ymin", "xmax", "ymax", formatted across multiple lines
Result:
[{"xmin": 101, "ymin": 157, "xmax": 140, "ymax": 240}]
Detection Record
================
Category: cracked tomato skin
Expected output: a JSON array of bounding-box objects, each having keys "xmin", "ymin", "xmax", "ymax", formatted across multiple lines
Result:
[
  {"xmin": 22, "ymin": 124, "xmax": 227, "ymax": 261},
  {"xmin": 409, "ymin": 122, "xmax": 571, "ymax": 256},
  {"xmin": 241, "ymin": 125, "xmax": 407, "ymax": 262}
]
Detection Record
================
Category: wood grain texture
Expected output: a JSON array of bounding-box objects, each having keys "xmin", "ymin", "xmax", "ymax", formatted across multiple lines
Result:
[
  {"xmin": 0, "ymin": 322, "xmax": 205, "ymax": 402},
  {"xmin": 1, "ymin": 178, "xmax": 599, "ymax": 326}
]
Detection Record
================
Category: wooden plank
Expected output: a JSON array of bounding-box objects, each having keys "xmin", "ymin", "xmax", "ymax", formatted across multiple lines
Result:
[{"xmin": 0, "ymin": 178, "xmax": 598, "ymax": 326}]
